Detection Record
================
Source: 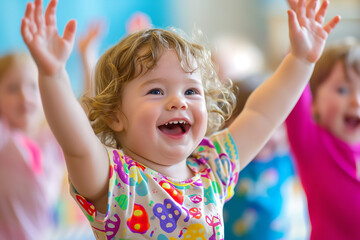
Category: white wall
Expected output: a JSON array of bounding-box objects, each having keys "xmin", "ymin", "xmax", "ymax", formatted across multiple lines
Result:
[{"xmin": 172, "ymin": 0, "xmax": 360, "ymax": 70}]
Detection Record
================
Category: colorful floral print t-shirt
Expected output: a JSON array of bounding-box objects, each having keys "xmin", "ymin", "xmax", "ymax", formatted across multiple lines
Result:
[{"xmin": 70, "ymin": 129, "xmax": 239, "ymax": 239}]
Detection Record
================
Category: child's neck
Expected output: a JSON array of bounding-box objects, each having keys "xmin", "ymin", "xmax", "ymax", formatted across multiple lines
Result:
[
  {"xmin": 157, "ymin": 162, "xmax": 195, "ymax": 181},
  {"xmin": 123, "ymin": 148, "xmax": 195, "ymax": 181}
]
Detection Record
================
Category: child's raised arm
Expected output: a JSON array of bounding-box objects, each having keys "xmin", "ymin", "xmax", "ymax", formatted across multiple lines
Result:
[
  {"xmin": 78, "ymin": 20, "xmax": 104, "ymax": 99},
  {"xmin": 21, "ymin": 0, "xmax": 109, "ymax": 211},
  {"xmin": 228, "ymin": 0, "xmax": 340, "ymax": 169}
]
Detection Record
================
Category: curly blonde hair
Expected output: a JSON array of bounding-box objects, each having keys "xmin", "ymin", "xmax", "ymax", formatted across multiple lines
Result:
[{"xmin": 83, "ymin": 28, "xmax": 235, "ymax": 149}]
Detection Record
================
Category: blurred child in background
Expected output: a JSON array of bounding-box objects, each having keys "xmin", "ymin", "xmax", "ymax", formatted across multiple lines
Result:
[
  {"xmin": 0, "ymin": 52, "xmax": 65, "ymax": 240},
  {"xmin": 212, "ymin": 37, "xmax": 309, "ymax": 240},
  {"xmin": 223, "ymin": 78, "xmax": 309, "ymax": 240},
  {"xmin": 285, "ymin": 37, "xmax": 360, "ymax": 240},
  {"xmin": 0, "ymin": 21, "xmax": 105, "ymax": 240}
]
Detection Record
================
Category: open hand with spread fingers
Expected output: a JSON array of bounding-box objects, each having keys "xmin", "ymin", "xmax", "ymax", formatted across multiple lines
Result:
[
  {"xmin": 21, "ymin": 0, "xmax": 77, "ymax": 77},
  {"xmin": 287, "ymin": 0, "xmax": 340, "ymax": 63}
]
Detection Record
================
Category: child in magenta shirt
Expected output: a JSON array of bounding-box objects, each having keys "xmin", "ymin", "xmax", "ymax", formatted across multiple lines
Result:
[{"xmin": 286, "ymin": 37, "xmax": 360, "ymax": 239}]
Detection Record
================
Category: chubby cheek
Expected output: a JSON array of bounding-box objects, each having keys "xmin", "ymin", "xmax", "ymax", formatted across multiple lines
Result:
[
  {"xmin": 0, "ymin": 100, "xmax": 15, "ymax": 119},
  {"xmin": 317, "ymin": 100, "xmax": 342, "ymax": 131},
  {"xmin": 129, "ymin": 108, "xmax": 159, "ymax": 138},
  {"xmin": 194, "ymin": 104, "xmax": 208, "ymax": 136}
]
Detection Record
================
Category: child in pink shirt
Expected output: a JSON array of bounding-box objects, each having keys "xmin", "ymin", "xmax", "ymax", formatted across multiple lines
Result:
[
  {"xmin": 0, "ymin": 52, "xmax": 65, "ymax": 240},
  {"xmin": 286, "ymin": 37, "xmax": 360, "ymax": 239}
]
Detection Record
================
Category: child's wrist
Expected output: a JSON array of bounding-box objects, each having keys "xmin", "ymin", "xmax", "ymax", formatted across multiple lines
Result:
[
  {"xmin": 38, "ymin": 66, "xmax": 67, "ymax": 79},
  {"xmin": 288, "ymin": 52, "xmax": 315, "ymax": 67}
]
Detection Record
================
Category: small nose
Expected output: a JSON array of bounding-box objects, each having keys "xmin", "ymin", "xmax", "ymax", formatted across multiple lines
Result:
[
  {"xmin": 20, "ymin": 86, "xmax": 36, "ymax": 105},
  {"xmin": 351, "ymin": 92, "xmax": 360, "ymax": 108},
  {"xmin": 166, "ymin": 95, "xmax": 188, "ymax": 111},
  {"xmin": 19, "ymin": 88, "xmax": 27, "ymax": 102}
]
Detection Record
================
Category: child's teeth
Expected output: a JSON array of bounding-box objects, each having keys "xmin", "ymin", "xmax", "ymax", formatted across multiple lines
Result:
[{"xmin": 164, "ymin": 120, "xmax": 187, "ymax": 125}]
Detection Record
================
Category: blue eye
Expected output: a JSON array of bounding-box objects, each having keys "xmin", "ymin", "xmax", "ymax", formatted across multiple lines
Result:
[
  {"xmin": 147, "ymin": 88, "xmax": 163, "ymax": 95},
  {"xmin": 337, "ymin": 86, "xmax": 349, "ymax": 95},
  {"xmin": 185, "ymin": 89, "xmax": 197, "ymax": 95}
]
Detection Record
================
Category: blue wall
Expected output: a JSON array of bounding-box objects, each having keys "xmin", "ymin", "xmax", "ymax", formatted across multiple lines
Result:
[{"xmin": 0, "ymin": 0, "xmax": 176, "ymax": 96}]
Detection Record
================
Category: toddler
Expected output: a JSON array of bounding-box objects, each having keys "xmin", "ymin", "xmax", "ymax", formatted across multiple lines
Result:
[
  {"xmin": 0, "ymin": 52, "xmax": 65, "ymax": 239},
  {"xmin": 20, "ymin": 0, "xmax": 339, "ymax": 238},
  {"xmin": 286, "ymin": 37, "xmax": 360, "ymax": 239}
]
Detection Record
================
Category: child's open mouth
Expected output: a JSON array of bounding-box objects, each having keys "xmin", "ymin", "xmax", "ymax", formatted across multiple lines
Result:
[
  {"xmin": 158, "ymin": 120, "xmax": 191, "ymax": 136},
  {"xmin": 344, "ymin": 115, "xmax": 360, "ymax": 129}
]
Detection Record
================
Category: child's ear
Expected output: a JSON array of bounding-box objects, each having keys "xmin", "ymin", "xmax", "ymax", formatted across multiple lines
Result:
[
  {"xmin": 311, "ymin": 102, "xmax": 320, "ymax": 123},
  {"xmin": 106, "ymin": 110, "xmax": 125, "ymax": 132}
]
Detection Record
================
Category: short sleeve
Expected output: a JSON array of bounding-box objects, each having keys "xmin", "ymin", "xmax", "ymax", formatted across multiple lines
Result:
[
  {"xmin": 192, "ymin": 129, "xmax": 240, "ymax": 203},
  {"xmin": 210, "ymin": 129, "xmax": 240, "ymax": 202}
]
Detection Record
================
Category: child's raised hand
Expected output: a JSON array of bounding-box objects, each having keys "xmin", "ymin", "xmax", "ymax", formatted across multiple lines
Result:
[
  {"xmin": 78, "ymin": 21, "xmax": 104, "ymax": 58},
  {"xmin": 21, "ymin": 0, "xmax": 76, "ymax": 76},
  {"xmin": 287, "ymin": 0, "xmax": 340, "ymax": 63}
]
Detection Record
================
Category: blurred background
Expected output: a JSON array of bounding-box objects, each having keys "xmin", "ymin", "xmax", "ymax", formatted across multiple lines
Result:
[
  {"xmin": 1, "ymin": 0, "xmax": 359, "ymax": 96},
  {"xmin": 0, "ymin": 0, "xmax": 359, "ymax": 239}
]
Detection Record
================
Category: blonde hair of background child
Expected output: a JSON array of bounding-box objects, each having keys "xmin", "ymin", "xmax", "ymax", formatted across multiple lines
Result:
[
  {"xmin": 83, "ymin": 28, "xmax": 236, "ymax": 149},
  {"xmin": 0, "ymin": 52, "xmax": 35, "ymax": 83},
  {"xmin": 310, "ymin": 37, "xmax": 360, "ymax": 98}
]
